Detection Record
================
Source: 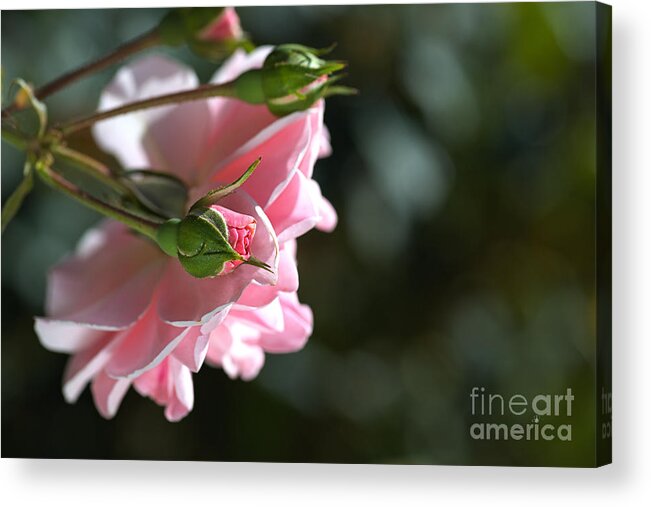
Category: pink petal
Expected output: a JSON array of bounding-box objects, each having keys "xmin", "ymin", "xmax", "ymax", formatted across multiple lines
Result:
[
  {"xmin": 319, "ymin": 125, "xmax": 333, "ymax": 158},
  {"xmin": 264, "ymin": 170, "xmax": 322, "ymax": 243},
  {"xmin": 45, "ymin": 221, "xmax": 165, "ymax": 329},
  {"xmin": 132, "ymin": 357, "xmax": 193, "ymax": 421},
  {"xmin": 62, "ymin": 332, "xmax": 118, "ymax": 403},
  {"xmin": 229, "ymin": 297, "xmax": 285, "ymax": 334},
  {"xmin": 156, "ymin": 261, "xmax": 234, "ymax": 327},
  {"xmin": 205, "ymin": 324, "xmax": 234, "ymax": 366},
  {"xmin": 296, "ymin": 100, "xmax": 327, "ymax": 180},
  {"xmin": 165, "ymin": 358, "xmax": 194, "ymax": 422},
  {"xmin": 192, "ymin": 52, "xmax": 274, "ymax": 175},
  {"xmin": 259, "ymin": 292, "xmax": 313, "ymax": 353},
  {"xmin": 211, "ymin": 46, "xmax": 272, "ymax": 85},
  {"xmin": 201, "ymin": 105, "xmax": 325, "ymax": 210},
  {"xmin": 316, "ymin": 195, "xmax": 338, "ymax": 232},
  {"xmin": 199, "ymin": 310, "xmax": 230, "ymax": 335},
  {"xmin": 133, "ymin": 360, "xmax": 169, "ymax": 405},
  {"xmin": 92, "ymin": 55, "xmax": 210, "ymax": 184},
  {"xmin": 104, "ymin": 303, "xmax": 191, "ymax": 379},
  {"xmin": 190, "ymin": 47, "xmax": 276, "ymax": 173},
  {"xmin": 206, "ymin": 321, "xmax": 264, "ymax": 380},
  {"xmin": 34, "ymin": 318, "xmax": 107, "ymax": 353},
  {"xmin": 171, "ymin": 326, "xmax": 210, "ymax": 372},
  {"xmin": 235, "ymin": 241, "xmax": 299, "ymax": 309},
  {"xmin": 142, "ymin": 101, "xmax": 212, "ymax": 185},
  {"xmin": 91, "ymin": 370, "xmax": 131, "ymax": 419},
  {"xmin": 224, "ymin": 342, "xmax": 265, "ymax": 381}
]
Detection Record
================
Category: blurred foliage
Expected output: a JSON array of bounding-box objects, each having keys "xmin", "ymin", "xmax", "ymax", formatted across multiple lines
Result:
[{"xmin": 2, "ymin": 3, "xmax": 600, "ymax": 465}]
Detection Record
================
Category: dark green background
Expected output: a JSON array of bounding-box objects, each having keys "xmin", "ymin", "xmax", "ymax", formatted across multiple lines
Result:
[{"xmin": 2, "ymin": 3, "xmax": 605, "ymax": 465}]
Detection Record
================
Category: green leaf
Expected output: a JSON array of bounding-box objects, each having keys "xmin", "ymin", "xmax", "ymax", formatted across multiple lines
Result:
[
  {"xmin": 119, "ymin": 169, "xmax": 188, "ymax": 219},
  {"xmin": 50, "ymin": 155, "xmax": 169, "ymax": 226},
  {"xmin": 1, "ymin": 160, "xmax": 34, "ymax": 234}
]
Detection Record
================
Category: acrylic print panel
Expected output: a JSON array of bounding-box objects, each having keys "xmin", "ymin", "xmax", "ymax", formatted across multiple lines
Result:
[{"xmin": 1, "ymin": 2, "xmax": 611, "ymax": 467}]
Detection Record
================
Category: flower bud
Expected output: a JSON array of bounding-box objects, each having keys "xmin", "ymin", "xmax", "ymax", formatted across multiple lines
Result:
[
  {"xmin": 198, "ymin": 7, "xmax": 243, "ymax": 42},
  {"xmin": 158, "ymin": 7, "xmax": 247, "ymax": 61},
  {"xmin": 154, "ymin": 158, "xmax": 271, "ymax": 278},
  {"xmin": 156, "ymin": 205, "xmax": 256, "ymax": 278},
  {"xmin": 233, "ymin": 44, "xmax": 355, "ymax": 116}
]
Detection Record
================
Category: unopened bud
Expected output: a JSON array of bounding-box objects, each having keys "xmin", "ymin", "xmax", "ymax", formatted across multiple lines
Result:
[
  {"xmin": 159, "ymin": 205, "xmax": 255, "ymax": 278},
  {"xmin": 233, "ymin": 44, "xmax": 356, "ymax": 116},
  {"xmin": 154, "ymin": 158, "xmax": 270, "ymax": 278},
  {"xmin": 158, "ymin": 7, "xmax": 247, "ymax": 60}
]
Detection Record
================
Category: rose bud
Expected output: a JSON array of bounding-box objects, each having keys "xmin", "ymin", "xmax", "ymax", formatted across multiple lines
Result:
[
  {"xmin": 157, "ymin": 205, "xmax": 264, "ymax": 278},
  {"xmin": 198, "ymin": 7, "xmax": 243, "ymax": 42},
  {"xmin": 233, "ymin": 44, "xmax": 356, "ymax": 116},
  {"xmin": 155, "ymin": 158, "xmax": 270, "ymax": 278},
  {"xmin": 158, "ymin": 7, "xmax": 248, "ymax": 61}
]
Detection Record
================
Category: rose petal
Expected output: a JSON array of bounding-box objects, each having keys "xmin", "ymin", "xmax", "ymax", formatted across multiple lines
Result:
[
  {"xmin": 209, "ymin": 322, "xmax": 265, "ymax": 381},
  {"xmin": 235, "ymin": 241, "xmax": 299, "ymax": 308},
  {"xmin": 258, "ymin": 292, "xmax": 313, "ymax": 353},
  {"xmin": 316, "ymin": 195, "xmax": 338, "ymax": 232},
  {"xmin": 104, "ymin": 303, "xmax": 191, "ymax": 379},
  {"xmin": 45, "ymin": 221, "xmax": 165, "ymax": 329},
  {"xmin": 92, "ymin": 55, "xmax": 210, "ymax": 184},
  {"xmin": 264, "ymin": 170, "xmax": 322, "ymax": 243},
  {"xmin": 201, "ymin": 105, "xmax": 325, "ymax": 210},
  {"xmin": 319, "ymin": 124, "xmax": 333, "ymax": 158},
  {"xmin": 91, "ymin": 370, "xmax": 131, "ymax": 419},
  {"xmin": 171, "ymin": 326, "xmax": 210, "ymax": 372},
  {"xmin": 224, "ymin": 341, "xmax": 265, "ymax": 381},
  {"xmin": 133, "ymin": 360, "xmax": 168, "ymax": 405},
  {"xmin": 190, "ymin": 47, "xmax": 276, "ymax": 174},
  {"xmin": 229, "ymin": 297, "xmax": 285, "ymax": 334},
  {"xmin": 166, "ymin": 358, "xmax": 194, "ymax": 422},
  {"xmin": 296, "ymin": 100, "xmax": 327, "ymax": 180},
  {"xmin": 35, "ymin": 318, "xmax": 107, "ymax": 353},
  {"xmin": 62, "ymin": 331, "xmax": 118, "ymax": 403}
]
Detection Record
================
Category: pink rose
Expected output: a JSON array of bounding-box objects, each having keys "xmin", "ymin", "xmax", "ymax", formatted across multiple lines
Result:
[{"xmin": 34, "ymin": 47, "xmax": 336, "ymax": 421}]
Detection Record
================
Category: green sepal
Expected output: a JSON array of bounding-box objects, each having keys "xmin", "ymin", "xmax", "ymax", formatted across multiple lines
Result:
[
  {"xmin": 233, "ymin": 69, "xmax": 266, "ymax": 104},
  {"xmin": 189, "ymin": 157, "xmax": 261, "ymax": 213},
  {"xmin": 244, "ymin": 255, "xmax": 273, "ymax": 273},
  {"xmin": 176, "ymin": 207, "xmax": 241, "ymax": 278},
  {"xmin": 156, "ymin": 218, "xmax": 181, "ymax": 257},
  {"xmin": 266, "ymin": 75, "xmax": 352, "ymax": 116}
]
